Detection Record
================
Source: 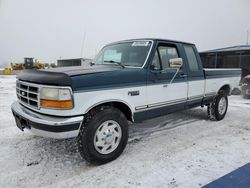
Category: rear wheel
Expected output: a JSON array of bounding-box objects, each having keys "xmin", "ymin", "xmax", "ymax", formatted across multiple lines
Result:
[
  {"xmin": 207, "ymin": 93, "xmax": 228, "ymax": 121},
  {"xmin": 77, "ymin": 106, "xmax": 129, "ymax": 164}
]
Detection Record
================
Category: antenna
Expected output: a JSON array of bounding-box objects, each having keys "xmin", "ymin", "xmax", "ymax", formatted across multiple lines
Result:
[{"xmin": 80, "ymin": 31, "xmax": 86, "ymax": 58}]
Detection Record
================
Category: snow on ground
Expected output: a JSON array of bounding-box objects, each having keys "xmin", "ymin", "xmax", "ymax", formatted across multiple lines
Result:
[{"xmin": 0, "ymin": 75, "xmax": 250, "ymax": 188}]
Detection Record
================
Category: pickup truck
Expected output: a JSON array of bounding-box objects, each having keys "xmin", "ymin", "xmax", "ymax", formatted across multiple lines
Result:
[{"xmin": 11, "ymin": 38, "xmax": 241, "ymax": 164}]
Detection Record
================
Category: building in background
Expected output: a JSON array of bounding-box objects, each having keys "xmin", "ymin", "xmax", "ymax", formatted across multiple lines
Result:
[
  {"xmin": 200, "ymin": 45, "xmax": 250, "ymax": 78},
  {"xmin": 57, "ymin": 58, "xmax": 92, "ymax": 67}
]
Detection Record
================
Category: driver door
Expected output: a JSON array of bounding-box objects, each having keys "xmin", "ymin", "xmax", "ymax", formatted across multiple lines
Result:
[{"xmin": 146, "ymin": 43, "xmax": 188, "ymax": 118}]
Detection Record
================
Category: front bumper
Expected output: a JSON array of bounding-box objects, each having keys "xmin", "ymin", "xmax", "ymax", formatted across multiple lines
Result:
[{"xmin": 11, "ymin": 101, "xmax": 83, "ymax": 139}]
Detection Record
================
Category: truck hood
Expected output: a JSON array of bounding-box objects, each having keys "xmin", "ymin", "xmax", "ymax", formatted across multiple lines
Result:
[
  {"xmin": 43, "ymin": 65, "xmax": 122, "ymax": 76},
  {"xmin": 17, "ymin": 65, "xmax": 147, "ymax": 91},
  {"xmin": 17, "ymin": 65, "xmax": 122, "ymax": 86}
]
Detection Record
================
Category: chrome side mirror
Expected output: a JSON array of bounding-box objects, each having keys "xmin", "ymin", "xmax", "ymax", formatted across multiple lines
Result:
[{"xmin": 169, "ymin": 58, "xmax": 183, "ymax": 69}]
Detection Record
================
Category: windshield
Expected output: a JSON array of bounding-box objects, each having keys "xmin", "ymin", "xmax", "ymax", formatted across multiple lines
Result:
[{"xmin": 93, "ymin": 41, "xmax": 152, "ymax": 68}]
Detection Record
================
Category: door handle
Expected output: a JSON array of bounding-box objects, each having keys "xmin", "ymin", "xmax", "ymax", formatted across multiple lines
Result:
[
  {"xmin": 180, "ymin": 74, "xmax": 187, "ymax": 78},
  {"xmin": 163, "ymin": 84, "xmax": 168, "ymax": 88}
]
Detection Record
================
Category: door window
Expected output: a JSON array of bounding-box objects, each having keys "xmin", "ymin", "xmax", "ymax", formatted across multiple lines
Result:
[
  {"xmin": 158, "ymin": 46, "xmax": 179, "ymax": 69},
  {"xmin": 151, "ymin": 51, "xmax": 161, "ymax": 70},
  {"xmin": 150, "ymin": 45, "xmax": 179, "ymax": 70}
]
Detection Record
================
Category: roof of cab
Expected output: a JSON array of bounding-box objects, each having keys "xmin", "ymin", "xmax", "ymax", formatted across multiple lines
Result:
[{"xmin": 106, "ymin": 38, "xmax": 194, "ymax": 46}]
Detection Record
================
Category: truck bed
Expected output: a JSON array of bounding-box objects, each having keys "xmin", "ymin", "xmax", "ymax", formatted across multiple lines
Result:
[{"xmin": 204, "ymin": 68, "xmax": 241, "ymax": 96}]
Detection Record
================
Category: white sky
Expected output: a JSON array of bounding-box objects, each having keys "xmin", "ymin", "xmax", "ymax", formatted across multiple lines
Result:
[{"xmin": 0, "ymin": 0, "xmax": 250, "ymax": 67}]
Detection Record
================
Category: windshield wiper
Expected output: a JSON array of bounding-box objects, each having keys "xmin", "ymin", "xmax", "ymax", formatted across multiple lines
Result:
[{"xmin": 103, "ymin": 60, "xmax": 125, "ymax": 68}]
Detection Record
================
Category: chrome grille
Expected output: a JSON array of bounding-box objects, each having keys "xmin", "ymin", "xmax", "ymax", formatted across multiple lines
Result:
[{"xmin": 16, "ymin": 81, "xmax": 40, "ymax": 109}]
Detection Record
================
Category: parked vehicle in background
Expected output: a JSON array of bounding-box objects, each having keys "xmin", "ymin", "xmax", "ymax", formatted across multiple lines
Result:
[
  {"xmin": 200, "ymin": 45, "xmax": 250, "ymax": 76},
  {"xmin": 10, "ymin": 58, "xmax": 44, "ymax": 70},
  {"xmin": 11, "ymin": 38, "xmax": 241, "ymax": 164},
  {"xmin": 241, "ymin": 75, "xmax": 250, "ymax": 98}
]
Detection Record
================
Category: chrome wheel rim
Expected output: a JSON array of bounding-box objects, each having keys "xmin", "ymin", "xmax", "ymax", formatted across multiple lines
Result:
[
  {"xmin": 94, "ymin": 120, "xmax": 122, "ymax": 155},
  {"xmin": 218, "ymin": 97, "xmax": 227, "ymax": 115}
]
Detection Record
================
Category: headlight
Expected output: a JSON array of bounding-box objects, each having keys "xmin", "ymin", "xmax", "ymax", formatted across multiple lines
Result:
[{"xmin": 40, "ymin": 87, "xmax": 73, "ymax": 109}]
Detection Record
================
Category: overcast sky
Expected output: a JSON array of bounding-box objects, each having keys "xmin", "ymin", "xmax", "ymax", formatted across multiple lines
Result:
[{"xmin": 0, "ymin": 0, "xmax": 250, "ymax": 67}]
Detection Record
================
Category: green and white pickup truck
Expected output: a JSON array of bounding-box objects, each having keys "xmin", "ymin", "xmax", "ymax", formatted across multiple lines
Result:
[{"xmin": 12, "ymin": 38, "xmax": 241, "ymax": 164}]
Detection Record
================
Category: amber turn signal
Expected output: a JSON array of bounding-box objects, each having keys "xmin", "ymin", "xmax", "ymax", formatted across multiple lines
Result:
[{"xmin": 40, "ymin": 99, "xmax": 73, "ymax": 109}]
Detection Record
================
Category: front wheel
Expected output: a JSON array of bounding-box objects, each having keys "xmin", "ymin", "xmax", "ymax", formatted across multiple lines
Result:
[
  {"xmin": 77, "ymin": 106, "xmax": 129, "ymax": 164},
  {"xmin": 207, "ymin": 93, "xmax": 228, "ymax": 121}
]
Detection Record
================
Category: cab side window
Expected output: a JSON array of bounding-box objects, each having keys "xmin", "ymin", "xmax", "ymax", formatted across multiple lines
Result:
[
  {"xmin": 184, "ymin": 45, "xmax": 199, "ymax": 72},
  {"xmin": 150, "ymin": 45, "xmax": 179, "ymax": 70}
]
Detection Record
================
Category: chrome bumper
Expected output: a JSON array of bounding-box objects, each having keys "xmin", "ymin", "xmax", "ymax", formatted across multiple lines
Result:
[{"xmin": 11, "ymin": 101, "xmax": 83, "ymax": 139}]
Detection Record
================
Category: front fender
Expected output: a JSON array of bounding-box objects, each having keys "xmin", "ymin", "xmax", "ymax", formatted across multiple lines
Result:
[{"xmin": 73, "ymin": 90, "xmax": 136, "ymax": 115}]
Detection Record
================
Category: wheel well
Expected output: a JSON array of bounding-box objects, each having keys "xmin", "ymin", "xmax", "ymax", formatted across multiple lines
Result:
[
  {"xmin": 87, "ymin": 102, "xmax": 133, "ymax": 122},
  {"xmin": 218, "ymin": 85, "xmax": 231, "ymax": 95}
]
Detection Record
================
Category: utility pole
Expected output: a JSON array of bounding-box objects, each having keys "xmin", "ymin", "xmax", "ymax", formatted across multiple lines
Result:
[
  {"xmin": 0, "ymin": 0, "xmax": 2, "ymax": 17},
  {"xmin": 80, "ymin": 31, "xmax": 86, "ymax": 58},
  {"xmin": 247, "ymin": 30, "xmax": 249, "ymax": 45}
]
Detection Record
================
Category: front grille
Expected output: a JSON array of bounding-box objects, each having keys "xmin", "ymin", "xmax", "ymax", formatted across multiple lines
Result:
[{"xmin": 16, "ymin": 81, "xmax": 39, "ymax": 109}]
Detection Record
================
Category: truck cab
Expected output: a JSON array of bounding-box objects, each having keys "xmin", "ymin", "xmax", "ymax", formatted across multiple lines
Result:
[{"xmin": 139, "ymin": 40, "xmax": 206, "ymax": 120}]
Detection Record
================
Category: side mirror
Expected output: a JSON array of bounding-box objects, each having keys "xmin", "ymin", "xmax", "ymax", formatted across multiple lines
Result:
[{"xmin": 169, "ymin": 58, "xmax": 183, "ymax": 69}]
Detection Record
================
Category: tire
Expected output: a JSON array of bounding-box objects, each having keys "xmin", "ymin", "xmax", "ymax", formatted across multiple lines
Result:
[
  {"xmin": 77, "ymin": 106, "xmax": 129, "ymax": 164},
  {"xmin": 207, "ymin": 93, "xmax": 228, "ymax": 121}
]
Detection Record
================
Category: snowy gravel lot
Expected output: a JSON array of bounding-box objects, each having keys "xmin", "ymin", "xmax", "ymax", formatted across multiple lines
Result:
[{"xmin": 0, "ymin": 75, "xmax": 250, "ymax": 188}]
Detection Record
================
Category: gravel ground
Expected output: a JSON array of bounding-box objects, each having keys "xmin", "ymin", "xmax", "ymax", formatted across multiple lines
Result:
[{"xmin": 0, "ymin": 75, "xmax": 250, "ymax": 188}]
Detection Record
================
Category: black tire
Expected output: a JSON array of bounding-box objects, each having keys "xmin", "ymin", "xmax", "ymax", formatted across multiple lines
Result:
[
  {"xmin": 77, "ymin": 106, "xmax": 129, "ymax": 164},
  {"xmin": 207, "ymin": 93, "xmax": 228, "ymax": 121}
]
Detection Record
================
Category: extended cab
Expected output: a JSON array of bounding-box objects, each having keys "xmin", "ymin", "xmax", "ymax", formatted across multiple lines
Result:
[{"xmin": 11, "ymin": 39, "xmax": 241, "ymax": 164}]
